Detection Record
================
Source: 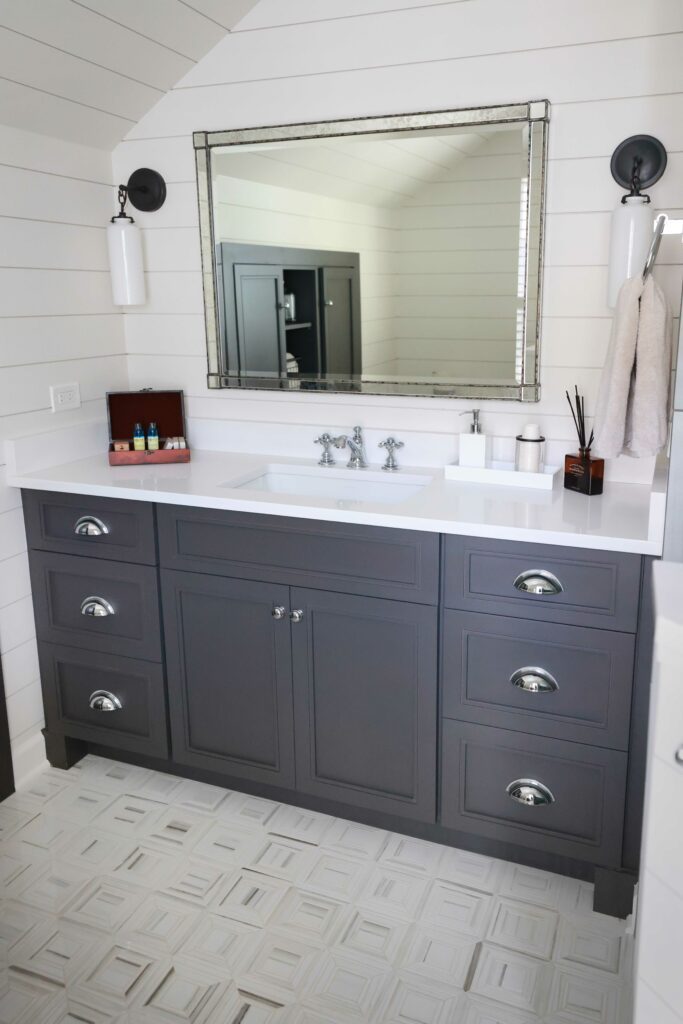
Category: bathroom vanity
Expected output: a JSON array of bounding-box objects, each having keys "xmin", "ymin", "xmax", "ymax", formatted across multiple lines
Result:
[{"xmin": 16, "ymin": 452, "xmax": 659, "ymax": 919}]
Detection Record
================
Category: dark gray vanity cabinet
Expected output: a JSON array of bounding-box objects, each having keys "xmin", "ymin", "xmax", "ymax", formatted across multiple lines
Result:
[
  {"xmin": 291, "ymin": 588, "xmax": 437, "ymax": 821},
  {"xmin": 233, "ymin": 264, "xmax": 288, "ymax": 376},
  {"xmin": 161, "ymin": 570, "xmax": 296, "ymax": 788}
]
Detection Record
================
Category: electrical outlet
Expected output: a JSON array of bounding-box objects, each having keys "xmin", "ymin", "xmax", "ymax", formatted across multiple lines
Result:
[{"xmin": 50, "ymin": 382, "xmax": 81, "ymax": 413}]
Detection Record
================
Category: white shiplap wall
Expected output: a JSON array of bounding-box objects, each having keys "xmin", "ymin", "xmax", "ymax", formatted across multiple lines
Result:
[
  {"xmin": 113, "ymin": 0, "xmax": 683, "ymax": 483},
  {"xmin": 0, "ymin": 124, "xmax": 128, "ymax": 783}
]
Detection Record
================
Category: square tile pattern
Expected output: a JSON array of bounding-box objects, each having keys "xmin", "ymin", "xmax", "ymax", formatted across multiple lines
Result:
[{"xmin": 0, "ymin": 756, "xmax": 633, "ymax": 1022}]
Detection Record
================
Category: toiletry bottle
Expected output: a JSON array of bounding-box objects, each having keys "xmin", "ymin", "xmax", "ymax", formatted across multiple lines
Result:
[
  {"xmin": 147, "ymin": 422, "xmax": 159, "ymax": 451},
  {"xmin": 133, "ymin": 422, "xmax": 145, "ymax": 451},
  {"xmin": 459, "ymin": 409, "xmax": 491, "ymax": 468}
]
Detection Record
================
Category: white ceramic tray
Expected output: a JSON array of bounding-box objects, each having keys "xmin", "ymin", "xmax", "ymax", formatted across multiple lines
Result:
[{"xmin": 443, "ymin": 460, "xmax": 561, "ymax": 490}]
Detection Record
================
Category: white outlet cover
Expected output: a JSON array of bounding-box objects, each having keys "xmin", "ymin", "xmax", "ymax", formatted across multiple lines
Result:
[{"xmin": 50, "ymin": 382, "xmax": 81, "ymax": 412}]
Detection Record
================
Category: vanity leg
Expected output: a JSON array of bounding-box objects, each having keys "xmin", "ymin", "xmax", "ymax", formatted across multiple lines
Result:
[
  {"xmin": 593, "ymin": 867, "xmax": 637, "ymax": 918},
  {"xmin": 42, "ymin": 729, "xmax": 87, "ymax": 770}
]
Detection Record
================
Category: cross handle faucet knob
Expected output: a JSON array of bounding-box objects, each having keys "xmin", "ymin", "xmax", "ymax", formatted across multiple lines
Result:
[{"xmin": 379, "ymin": 436, "xmax": 404, "ymax": 471}]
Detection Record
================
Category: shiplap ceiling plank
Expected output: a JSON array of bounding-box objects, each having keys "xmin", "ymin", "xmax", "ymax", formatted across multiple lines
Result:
[
  {"xmin": 0, "ymin": 0, "xmax": 259, "ymax": 147},
  {"xmin": 235, "ymin": 0, "xmax": 475, "ymax": 31}
]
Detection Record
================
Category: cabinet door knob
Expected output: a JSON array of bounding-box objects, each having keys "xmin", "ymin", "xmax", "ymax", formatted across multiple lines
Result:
[
  {"xmin": 74, "ymin": 515, "xmax": 109, "ymax": 537},
  {"xmin": 675, "ymin": 746, "xmax": 683, "ymax": 765},
  {"xmin": 506, "ymin": 778, "xmax": 555, "ymax": 807},
  {"xmin": 89, "ymin": 690, "xmax": 122, "ymax": 712},
  {"xmin": 324, "ymin": 299, "xmax": 334, "ymax": 307},
  {"xmin": 290, "ymin": 609, "xmax": 304, "ymax": 623},
  {"xmin": 80, "ymin": 596, "xmax": 115, "ymax": 617},
  {"xmin": 272, "ymin": 606, "xmax": 287, "ymax": 620},
  {"xmin": 513, "ymin": 569, "xmax": 563, "ymax": 595},
  {"xmin": 510, "ymin": 667, "xmax": 559, "ymax": 694}
]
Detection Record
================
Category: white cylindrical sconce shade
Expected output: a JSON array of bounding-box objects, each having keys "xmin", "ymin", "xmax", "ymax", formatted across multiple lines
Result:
[
  {"xmin": 107, "ymin": 217, "xmax": 145, "ymax": 305},
  {"xmin": 607, "ymin": 196, "xmax": 652, "ymax": 308}
]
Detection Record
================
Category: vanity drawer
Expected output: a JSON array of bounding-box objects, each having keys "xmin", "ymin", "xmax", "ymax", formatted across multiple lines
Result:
[
  {"xmin": 38, "ymin": 642, "xmax": 168, "ymax": 757},
  {"xmin": 442, "ymin": 611, "xmax": 635, "ymax": 749},
  {"xmin": 443, "ymin": 536, "xmax": 641, "ymax": 631},
  {"xmin": 158, "ymin": 505, "xmax": 439, "ymax": 604},
  {"xmin": 441, "ymin": 720, "xmax": 627, "ymax": 867},
  {"xmin": 22, "ymin": 490, "xmax": 156, "ymax": 565},
  {"xmin": 29, "ymin": 551, "xmax": 161, "ymax": 662}
]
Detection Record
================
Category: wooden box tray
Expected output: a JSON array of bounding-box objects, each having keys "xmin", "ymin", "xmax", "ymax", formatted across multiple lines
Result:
[{"xmin": 107, "ymin": 390, "xmax": 190, "ymax": 466}]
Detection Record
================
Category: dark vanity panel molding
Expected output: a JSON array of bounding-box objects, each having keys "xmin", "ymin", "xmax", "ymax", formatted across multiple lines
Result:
[
  {"xmin": 161, "ymin": 569, "xmax": 296, "ymax": 789},
  {"xmin": 442, "ymin": 611, "xmax": 635, "ymax": 749},
  {"xmin": 22, "ymin": 489, "xmax": 157, "ymax": 565},
  {"xmin": 158, "ymin": 504, "xmax": 440, "ymax": 605},
  {"xmin": 29, "ymin": 551, "xmax": 162, "ymax": 663},
  {"xmin": 443, "ymin": 535, "xmax": 641, "ymax": 632},
  {"xmin": 38, "ymin": 643, "xmax": 169, "ymax": 758},
  {"xmin": 290, "ymin": 587, "xmax": 438, "ymax": 822},
  {"xmin": 440, "ymin": 720, "xmax": 628, "ymax": 867}
]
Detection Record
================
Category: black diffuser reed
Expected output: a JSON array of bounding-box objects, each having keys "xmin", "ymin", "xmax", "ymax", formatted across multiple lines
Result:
[{"xmin": 564, "ymin": 386, "xmax": 604, "ymax": 495}]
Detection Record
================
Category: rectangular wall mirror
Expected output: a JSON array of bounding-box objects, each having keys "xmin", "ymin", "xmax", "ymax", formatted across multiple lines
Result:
[{"xmin": 195, "ymin": 101, "xmax": 549, "ymax": 400}]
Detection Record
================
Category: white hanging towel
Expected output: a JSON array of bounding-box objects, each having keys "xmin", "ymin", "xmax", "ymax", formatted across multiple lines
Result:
[{"xmin": 593, "ymin": 274, "xmax": 672, "ymax": 458}]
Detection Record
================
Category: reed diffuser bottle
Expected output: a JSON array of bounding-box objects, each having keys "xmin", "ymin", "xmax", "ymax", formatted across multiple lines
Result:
[{"xmin": 564, "ymin": 386, "xmax": 604, "ymax": 496}]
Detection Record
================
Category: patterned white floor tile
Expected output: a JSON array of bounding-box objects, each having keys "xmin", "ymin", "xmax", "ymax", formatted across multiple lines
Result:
[
  {"xmin": 499, "ymin": 865, "xmax": 567, "ymax": 911},
  {"xmin": 0, "ymin": 806, "xmax": 37, "ymax": 843},
  {"xmin": 191, "ymin": 821, "xmax": 263, "ymax": 869},
  {"xmin": 301, "ymin": 951, "xmax": 392, "ymax": 1021},
  {"xmin": 267, "ymin": 805, "xmax": 335, "ymax": 847},
  {"xmin": 92, "ymin": 795, "xmax": 165, "ymax": 838},
  {"xmin": 14, "ymin": 863, "xmax": 90, "ymax": 915},
  {"xmin": 335, "ymin": 909, "xmax": 410, "ymax": 965},
  {"xmin": 321, "ymin": 819, "xmax": 389, "ymax": 862},
  {"xmin": 169, "ymin": 780, "xmax": 230, "ymax": 814},
  {"xmin": 45, "ymin": 787, "xmax": 116, "ymax": 826},
  {"xmin": 554, "ymin": 917, "xmax": 623, "ymax": 976},
  {"xmin": 211, "ymin": 870, "xmax": 290, "ymax": 927},
  {"xmin": 117, "ymin": 893, "xmax": 202, "ymax": 955},
  {"xmin": 175, "ymin": 913, "xmax": 261, "ymax": 977},
  {"xmin": 486, "ymin": 898, "xmax": 559, "ymax": 961},
  {"xmin": 61, "ymin": 879, "xmax": 145, "ymax": 933},
  {"xmin": 67, "ymin": 757, "xmax": 152, "ymax": 794},
  {"xmin": 128, "ymin": 961, "xmax": 232, "ymax": 1023},
  {"xmin": 0, "ymin": 902, "xmax": 47, "ymax": 965},
  {"xmin": 378, "ymin": 835, "xmax": 443, "ymax": 877},
  {"xmin": 160, "ymin": 859, "xmax": 226, "ymax": 907},
  {"xmin": 302, "ymin": 853, "xmax": 372, "ymax": 902},
  {"xmin": 545, "ymin": 965, "xmax": 621, "ymax": 1024},
  {"xmin": 0, "ymin": 970, "xmax": 55, "ymax": 1024},
  {"xmin": 53, "ymin": 830, "xmax": 135, "ymax": 877},
  {"xmin": 31, "ymin": 993, "xmax": 126, "ymax": 1024},
  {"xmin": 280, "ymin": 1008, "xmax": 350, "ymax": 1024},
  {"xmin": 419, "ymin": 880, "xmax": 493, "ymax": 938},
  {"xmin": 8, "ymin": 815, "xmax": 77, "ymax": 856},
  {"xmin": 0, "ymin": 843, "xmax": 46, "ymax": 896},
  {"xmin": 248, "ymin": 836, "xmax": 317, "ymax": 883},
  {"xmin": 468, "ymin": 944, "xmax": 552, "ymax": 1016},
  {"xmin": 142, "ymin": 806, "xmax": 214, "ymax": 855},
  {"xmin": 457, "ymin": 995, "xmax": 544, "ymax": 1023},
  {"xmin": 397, "ymin": 924, "xmax": 476, "ymax": 988},
  {"xmin": 69, "ymin": 943, "xmax": 156, "ymax": 1010},
  {"xmin": 219, "ymin": 792, "xmax": 280, "ymax": 829},
  {"xmin": 130, "ymin": 772, "xmax": 185, "ymax": 804},
  {"xmin": 204, "ymin": 984, "xmax": 286, "ymax": 1024},
  {"xmin": 436, "ymin": 849, "xmax": 506, "ymax": 894},
  {"xmin": 239, "ymin": 933, "xmax": 324, "ymax": 1003},
  {"xmin": 269, "ymin": 887, "xmax": 349, "ymax": 945},
  {"xmin": 376, "ymin": 974, "xmax": 464, "ymax": 1023},
  {"xmin": 109, "ymin": 844, "xmax": 179, "ymax": 889},
  {"xmin": 7, "ymin": 774, "xmax": 70, "ymax": 810},
  {"xmin": 8, "ymin": 918, "xmax": 108, "ymax": 987},
  {"xmin": 358, "ymin": 867, "xmax": 430, "ymax": 921}
]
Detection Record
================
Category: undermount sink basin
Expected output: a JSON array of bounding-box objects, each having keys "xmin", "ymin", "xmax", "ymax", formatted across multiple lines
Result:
[{"xmin": 223, "ymin": 463, "xmax": 431, "ymax": 505}]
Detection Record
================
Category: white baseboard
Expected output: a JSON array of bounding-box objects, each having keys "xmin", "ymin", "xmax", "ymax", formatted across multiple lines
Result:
[{"xmin": 11, "ymin": 729, "xmax": 48, "ymax": 789}]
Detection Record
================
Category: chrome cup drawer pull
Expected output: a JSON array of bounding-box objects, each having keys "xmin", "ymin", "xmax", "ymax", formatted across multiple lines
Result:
[
  {"xmin": 74, "ymin": 515, "xmax": 109, "ymax": 537},
  {"xmin": 506, "ymin": 778, "xmax": 555, "ymax": 807},
  {"xmin": 513, "ymin": 569, "xmax": 563, "ymax": 596},
  {"xmin": 510, "ymin": 667, "xmax": 559, "ymax": 694},
  {"xmin": 89, "ymin": 690, "xmax": 122, "ymax": 712},
  {"xmin": 80, "ymin": 596, "xmax": 115, "ymax": 618}
]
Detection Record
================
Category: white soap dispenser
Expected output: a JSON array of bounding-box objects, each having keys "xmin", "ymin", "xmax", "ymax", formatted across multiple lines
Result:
[{"xmin": 459, "ymin": 409, "xmax": 491, "ymax": 468}]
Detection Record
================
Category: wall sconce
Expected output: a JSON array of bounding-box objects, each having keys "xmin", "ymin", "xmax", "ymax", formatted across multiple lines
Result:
[
  {"xmin": 607, "ymin": 135, "xmax": 667, "ymax": 308},
  {"xmin": 107, "ymin": 168, "xmax": 166, "ymax": 306}
]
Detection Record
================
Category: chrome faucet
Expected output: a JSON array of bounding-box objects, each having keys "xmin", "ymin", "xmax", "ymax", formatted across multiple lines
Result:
[{"xmin": 334, "ymin": 426, "xmax": 367, "ymax": 469}]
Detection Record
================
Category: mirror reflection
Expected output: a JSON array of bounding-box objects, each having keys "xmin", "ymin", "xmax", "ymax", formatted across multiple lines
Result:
[{"xmin": 199, "ymin": 105, "xmax": 547, "ymax": 398}]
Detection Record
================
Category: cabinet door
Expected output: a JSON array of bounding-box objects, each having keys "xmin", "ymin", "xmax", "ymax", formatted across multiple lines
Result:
[
  {"xmin": 161, "ymin": 570, "xmax": 295, "ymax": 787},
  {"xmin": 291, "ymin": 588, "xmax": 437, "ymax": 821},
  {"xmin": 234, "ymin": 263, "xmax": 286, "ymax": 375},
  {"xmin": 319, "ymin": 266, "xmax": 359, "ymax": 374}
]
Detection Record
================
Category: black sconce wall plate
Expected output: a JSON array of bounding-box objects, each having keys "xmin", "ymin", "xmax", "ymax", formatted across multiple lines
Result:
[
  {"xmin": 125, "ymin": 168, "xmax": 167, "ymax": 213},
  {"xmin": 610, "ymin": 135, "xmax": 667, "ymax": 199}
]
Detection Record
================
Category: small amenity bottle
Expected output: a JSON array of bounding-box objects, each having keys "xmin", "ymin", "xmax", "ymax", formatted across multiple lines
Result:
[
  {"xmin": 147, "ymin": 422, "xmax": 159, "ymax": 451},
  {"xmin": 133, "ymin": 422, "xmax": 145, "ymax": 451},
  {"xmin": 459, "ymin": 409, "xmax": 491, "ymax": 468}
]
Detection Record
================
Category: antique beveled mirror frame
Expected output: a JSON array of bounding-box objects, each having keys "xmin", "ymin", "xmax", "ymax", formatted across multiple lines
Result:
[{"xmin": 194, "ymin": 100, "xmax": 549, "ymax": 401}]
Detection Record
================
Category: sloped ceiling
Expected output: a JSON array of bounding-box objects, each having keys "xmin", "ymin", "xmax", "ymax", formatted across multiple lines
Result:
[{"xmin": 0, "ymin": 0, "xmax": 258, "ymax": 149}]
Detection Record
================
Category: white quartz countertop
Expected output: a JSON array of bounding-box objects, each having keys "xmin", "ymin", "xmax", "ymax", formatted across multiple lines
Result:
[{"xmin": 8, "ymin": 447, "xmax": 667, "ymax": 555}]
